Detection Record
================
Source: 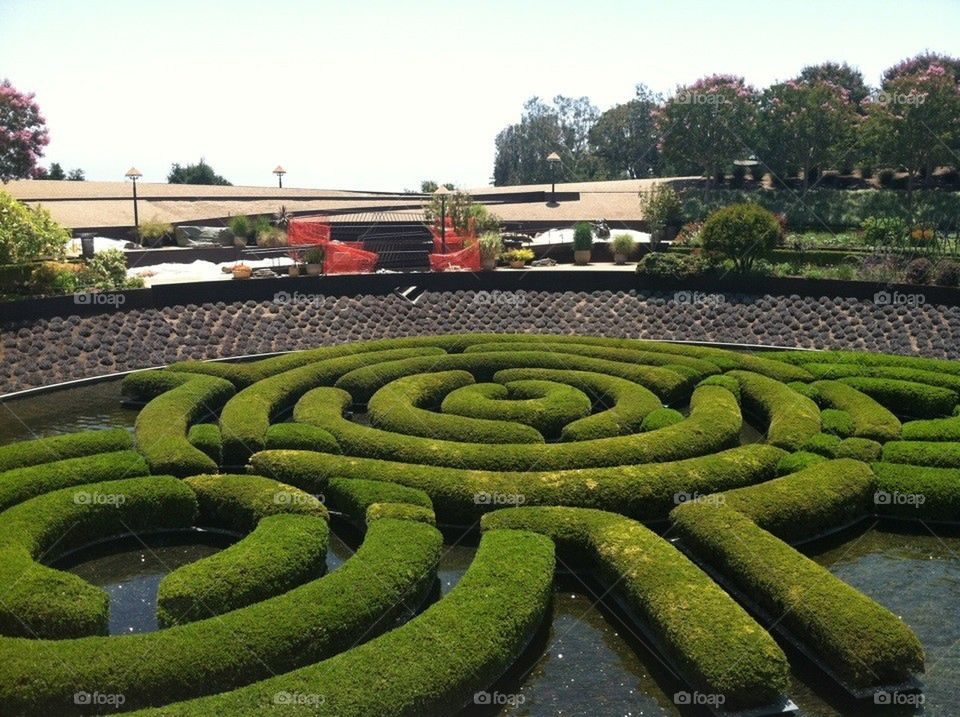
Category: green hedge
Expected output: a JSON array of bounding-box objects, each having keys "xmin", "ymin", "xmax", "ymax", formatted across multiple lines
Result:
[
  {"xmin": 640, "ymin": 407, "xmax": 684, "ymax": 431},
  {"xmin": 811, "ymin": 380, "xmax": 901, "ymax": 441},
  {"xmin": 370, "ymin": 371, "xmax": 546, "ymax": 444},
  {"xmin": 219, "ymin": 347, "xmax": 446, "ymax": 464},
  {"xmin": 264, "ymin": 423, "xmax": 341, "ymax": 453},
  {"xmin": 696, "ymin": 373, "xmax": 741, "ymax": 401},
  {"xmin": 901, "ymin": 415, "xmax": 960, "ymax": 441},
  {"xmin": 128, "ymin": 528, "xmax": 553, "ymax": 717},
  {"xmin": 326, "ymin": 477, "xmax": 432, "ymax": 524},
  {"xmin": 293, "ymin": 384, "xmax": 741, "ymax": 472},
  {"xmin": 820, "ymin": 408, "xmax": 855, "ymax": 437},
  {"xmin": 250, "ymin": 444, "xmax": 785, "ymax": 524},
  {"xmin": 728, "ymin": 370, "xmax": 820, "ymax": 450},
  {"xmin": 881, "ymin": 441, "xmax": 960, "ymax": 468},
  {"xmin": 184, "ymin": 473, "xmax": 326, "ymax": 532},
  {"xmin": 157, "ymin": 513, "xmax": 329, "ymax": 626},
  {"xmin": 187, "ymin": 423, "xmax": 222, "ymax": 465},
  {"xmin": 0, "ymin": 518, "xmax": 442, "ymax": 715},
  {"xmin": 803, "ymin": 363, "xmax": 960, "ymax": 393},
  {"xmin": 719, "ymin": 459, "xmax": 874, "ymax": 542},
  {"xmin": 367, "ymin": 502, "xmax": 437, "ymax": 525},
  {"xmin": 0, "ymin": 428, "xmax": 132, "ymax": 472},
  {"xmin": 835, "ymin": 437, "xmax": 883, "ymax": 462},
  {"xmin": 491, "ymin": 368, "xmax": 661, "ymax": 440},
  {"xmin": 776, "ymin": 450, "xmax": 827, "ymax": 475},
  {"xmin": 802, "ymin": 432, "xmax": 843, "ymax": 457},
  {"xmin": 439, "ymin": 378, "xmax": 592, "ymax": 440},
  {"xmin": 871, "ymin": 462, "xmax": 960, "ymax": 521},
  {"xmin": 481, "ymin": 507, "xmax": 788, "ymax": 709},
  {"xmin": 672, "ymin": 502, "xmax": 924, "ymax": 690},
  {"xmin": 133, "ymin": 373, "xmax": 235, "ymax": 476},
  {"xmin": 837, "ymin": 377, "xmax": 958, "ymax": 419},
  {"xmin": 767, "ymin": 349, "xmax": 960, "ymax": 377},
  {"xmin": 0, "ymin": 475, "xmax": 196, "ymax": 639},
  {"xmin": 121, "ymin": 370, "xmax": 196, "ymax": 401},
  {"xmin": 0, "ymin": 450, "xmax": 148, "ymax": 512}
]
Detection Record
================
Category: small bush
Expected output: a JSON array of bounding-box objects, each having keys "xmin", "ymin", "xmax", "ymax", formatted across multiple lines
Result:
[
  {"xmin": 700, "ymin": 203, "xmax": 780, "ymax": 272},
  {"xmin": 478, "ymin": 232, "xmax": 503, "ymax": 261},
  {"xmin": 501, "ymin": 248, "xmax": 534, "ymax": 264},
  {"xmin": 611, "ymin": 233, "xmax": 637, "ymax": 258},
  {"xmin": 138, "ymin": 217, "xmax": 173, "ymax": 246},
  {"xmin": 877, "ymin": 168, "xmax": 896, "ymax": 187},
  {"xmin": 229, "ymin": 215, "xmax": 252, "ymax": 239},
  {"xmin": 860, "ymin": 216, "xmax": 907, "ymax": 247},
  {"xmin": 904, "ymin": 257, "xmax": 933, "ymax": 285},
  {"xmin": 0, "ymin": 189, "xmax": 69, "ymax": 263},
  {"xmin": 933, "ymin": 259, "xmax": 960, "ymax": 287}
]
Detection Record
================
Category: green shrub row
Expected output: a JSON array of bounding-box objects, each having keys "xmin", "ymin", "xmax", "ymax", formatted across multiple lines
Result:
[
  {"xmin": 0, "ymin": 427, "xmax": 131, "ymax": 472},
  {"xmin": 835, "ymin": 437, "xmax": 883, "ymax": 461},
  {"xmin": 0, "ymin": 475, "xmax": 196, "ymax": 638},
  {"xmin": 481, "ymin": 507, "xmax": 789, "ymax": 709},
  {"xmin": 871, "ymin": 462, "xmax": 960, "ymax": 521},
  {"xmin": 810, "ymin": 380, "xmax": 902, "ymax": 441},
  {"xmin": 219, "ymin": 347, "xmax": 446, "ymax": 464},
  {"xmin": 767, "ymin": 349, "xmax": 960, "ymax": 377},
  {"xmin": 0, "ymin": 450, "xmax": 148, "ymax": 512},
  {"xmin": 820, "ymin": 408, "xmax": 855, "ymax": 437},
  {"xmin": 294, "ymin": 384, "xmax": 741, "ymax": 471},
  {"xmin": 882, "ymin": 441, "xmax": 960, "ymax": 468},
  {"xmin": 837, "ymin": 377, "xmax": 958, "ymax": 418},
  {"xmin": 370, "ymin": 371, "xmax": 546, "ymax": 444},
  {"xmin": 696, "ymin": 373, "xmax": 741, "ymax": 400},
  {"xmin": 157, "ymin": 513, "xmax": 329, "ymax": 626},
  {"xmin": 326, "ymin": 477, "xmax": 433, "ymax": 525},
  {"xmin": 187, "ymin": 423, "xmax": 222, "ymax": 465},
  {"xmin": 121, "ymin": 369, "xmax": 196, "ymax": 401},
  {"xmin": 491, "ymin": 368, "xmax": 661, "ymax": 440},
  {"xmin": 440, "ymin": 378, "xmax": 592, "ymax": 440},
  {"xmin": 776, "ymin": 450, "xmax": 828, "ymax": 475},
  {"xmin": 366, "ymin": 501, "xmax": 437, "ymax": 525},
  {"xmin": 250, "ymin": 444, "xmax": 786, "ymax": 524},
  {"xmin": 672, "ymin": 502, "xmax": 924, "ymax": 690},
  {"xmin": 0, "ymin": 518, "xmax": 442, "ymax": 715},
  {"xmin": 803, "ymin": 363, "xmax": 960, "ymax": 393},
  {"xmin": 728, "ymin": 370, "xmax": 821, "ymax": 450},
  {"xmin": 264, "ymin": 423, "xmax": 341, "ymax": 452},
  {"xmin": 132, "ymin": 373, "xmax": 235, "ymax": 476},
  {"xmin": 901, "ymin": 414, "xmax": 960, "ymax": 441},
  {"xmin": 641, "ymin": 407, "xmax": 685, "ymax": 431},
  {"xmin": 184, "ymin": 473, "xmax": 327, "ymax": 532},
  {"xmin": 129, "ymin": 528, "xmax": 553, "ymax": 717}
]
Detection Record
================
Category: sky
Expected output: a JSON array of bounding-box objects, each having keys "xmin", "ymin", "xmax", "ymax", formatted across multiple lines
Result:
[{"xmin": 1, "ymin": 0, "xmax": 958, "ymax": 191}]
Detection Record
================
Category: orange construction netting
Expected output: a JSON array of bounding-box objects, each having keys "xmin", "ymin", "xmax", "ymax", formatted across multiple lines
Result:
[
  {"xmin": 429, "ymin": 239, "xmax": 480, "ymax": 271},
  {"xmin": 287, "ymin": 219, "xmax": 378, "ymax": 274},
  {"xmin": 428, "ymin": 216, "xmax": 478, "ymax": 270}
]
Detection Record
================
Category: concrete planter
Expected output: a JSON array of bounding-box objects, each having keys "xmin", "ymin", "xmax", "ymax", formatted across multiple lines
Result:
[
  {"xmin": 574, "ymin": 250, "xmax": 591, "ymax": 266},
  {"xmin": 306, "ymin": 263, "xmax": 323, "ymax": 276},
  {"xmin": 482, "ymin": 257, "xmax": 497, "ymax": 271}
]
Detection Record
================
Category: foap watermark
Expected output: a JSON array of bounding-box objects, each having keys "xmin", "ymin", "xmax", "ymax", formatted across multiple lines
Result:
[
  {"xmin": 272, "ymin": 691, "xmax": 325, "ymax": 706},
  {"xmin": 74, "ymin": 291, "xmax": 125, "ymax": 307},
  {"xmin": 674, "ymin": 690, "xmax": 726, "ymax": 707},
  {"xmin": 874, "ymin": 490, "xmax": 926, "ymax": 507},
  {"xmin": 273, "ymin": 490, "xmax": 324, "ymax": 506},
  {"xmin": 673, "ymin": 290, "xmax": 725, "ymax": 307},
  {"xmin": 676, "ymin": 91, "xmax": 730, "ymax": 106},
  {"xmin": 473, "ymin": 691, "xmax": 525, "ymax": 707},
  {"xmin": 674, "ymin": 491, "xmax": 725, "ymax": 507},
  {"xmin": 874, "ymin": 690, "xmax": 925, "ymax": 707},
  {"xmin": 273, "ymin": 291, "xmax": 330, "ymax": 308},
  {"xmin": 74, "ymin": 691, "xmax": 126, "ymax": 708},
  {"xmin": 473, "ymin": 290, "xmax": 527, "ymax": 307},
  {"xmin": 73, "ymin": 491, "xmax": 127, "ymax": 507},
  {"xmin": 474, "ymin": 491, "xmax": 526, "ymax": 506},
  {"xmin": 873, "ymin": 90, "xmax": 927, "ymax": 107},
  {"xmin": 873, "ymin": 290, "xmax": 925, "ymax": 307}
]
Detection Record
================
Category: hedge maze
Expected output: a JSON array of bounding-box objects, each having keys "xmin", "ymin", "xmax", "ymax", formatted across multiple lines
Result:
[{"xmin": 0, "ymin": 333, "xmax": 957, "ymax": 714}]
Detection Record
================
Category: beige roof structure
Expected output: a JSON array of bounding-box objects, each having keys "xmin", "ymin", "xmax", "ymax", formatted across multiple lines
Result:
[{"xmin": 5, "ymin": 177, "xmax": 685, "ymax": 230}]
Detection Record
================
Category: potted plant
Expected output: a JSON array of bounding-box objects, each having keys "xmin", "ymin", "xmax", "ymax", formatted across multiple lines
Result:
[
  {"xmin": 611, "ymin": 233, "xmax": 637, "ymax": 265},
  {"xmin": 478, "ymin": 232, "xmax": 503, "ymax": 271},
  {"xmin": 640, "ymin": 183, "xmax": 683, "ymax": 250},
  {"xmin": 503, "ymin": 248, "xmax": 534, "ymax": 269},
  {"xmin": 304, "ymin": 247, "xmax": 325, "ymax": 276},
  {"xmin": 138, "ymin": 218, "xmax": 173, "ymax": 248},
  {"xmin": 232, "ymin": 263, "xmax": 252, "ymax": 280},
  {"xmin": 573, "ymin": 222, "xmax": 593, "ymax": 265}
]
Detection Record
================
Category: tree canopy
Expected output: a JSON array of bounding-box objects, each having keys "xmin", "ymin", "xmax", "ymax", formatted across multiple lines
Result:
[{"xmin": 167, "ymin": 159, "xmax": 232, "ymax": 186}]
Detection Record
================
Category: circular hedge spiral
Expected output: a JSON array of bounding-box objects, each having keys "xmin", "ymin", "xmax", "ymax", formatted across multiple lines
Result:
[{"xmin": 0, "ymin": 333, "xmax": 958, "ymax": 715}]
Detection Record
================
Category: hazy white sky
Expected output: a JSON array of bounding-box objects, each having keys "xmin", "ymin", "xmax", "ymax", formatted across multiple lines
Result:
[{"xmin": 1, "ymin": 0, "xmax": 957, "ymax": 190}]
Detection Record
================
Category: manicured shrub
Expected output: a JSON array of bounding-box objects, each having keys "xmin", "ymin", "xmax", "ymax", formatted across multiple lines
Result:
[
  {"xmin": 157, "ymin": 513, "xmax": 329, "ymax": 626},
  {"xmin": 0, "ymin": 450, "xmax": 148, "ymax": 512},
  {"xmin": 0, "ymin": 476, "xmax": 196, "ymax": 638},
  {"xmin": 871, "ymin": 462, "xmax": 960, "ymax": 521},
  {"xmin": 370, "ymin": 371, "xmax": 546, "ymax": 444},
  {"xmin": 250, "ymin": 444, "xmax": 786, "ymax": 524},
  {"xmin": 326, "ymin": 477, "xmax": 432, "ymax": 525},
  {"xmin": 129, "ymin": 529, "xmax": 552, "ymax": 717},
  {"xmin": 776, "ymin": 450, "xmax": 827, "ymax": 475},
  {"xmin": 812, "ymin": 380, "xmax": 901, "ymax": 441},
  {"xmin": 482, "ymin": 507, "xmax": 789, "ymax": 709},
  {"xmin": 837, "ymin": 377, "xmax": 958, "ymax": 418},
  {"xmin": 901, "ymin": 414, "xmax": 960, "ymax": 441},
  {"xmin": 835, "ymin": 437, "xmax": 883, "ymax": 462},
  {"xmin": 767, "ymin": 349, "xmax": 960, "ymax": 378},
  {"xmin": 697, "ymin": 373, "xmax": 741, "ymax": 401},
  {"xmin": 187, "ymin": 423, "xmax": 222, "ymax": 465},
  {"xmin": 264, "ymin": 423, "xmax": 341, "ymax": 452},
  {"xmin": 366, "ymin": 502, "xmax": 436, "ymax": 525},
  {"xmin": 820, "ymin": 408, "xmax": 855, "ymax": 437},
  {"xmin": 0, "ymin": 518, "xmax": 442, "ymax": 714},
  {"xmin": 802, "ymin": 432, "xmax": 842, "ymax": 457},
  {"xmin": 700, "ymin": 203, "xmax": 780, "ymax": 272},
  {"xmin": 803, "ymin": 363, "xmax": 960, "ymax": 393},
  {"xmin": 672, "ymin": 502, "xmax": 924, "ymax": 690},
  {"xmin": 294, "ymin": 384, "xmax": 741, "ymax": 471},
  {"xmin": 881, "ymin": 441, "xmax": 960, "ymax": 468},
  {"xmin": 728, "ymin": 370, "xmax": 821, "ymax": 450},
  {"xmin": 133, "ymin": 373, "xmax": 235, "ymax": 476},
  {"xmin": 184, "ymin": 474, "xmax": 326, "ymax": 532},
  {"xmin": 573, "ymin": 221, "xmax": 593, "ymax": 251},
  {"xmin": 641, "ymin": 407, "xmax": 684, "ymax": 431},
  {"xmin": 0, "ymin": 428, "xmax": 132, "ymax": 472}
]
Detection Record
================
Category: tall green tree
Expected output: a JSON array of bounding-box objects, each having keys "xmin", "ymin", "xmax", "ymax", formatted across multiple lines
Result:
[
  {"xmin": 47, "ymin": 162, "xmax": 66, "ymax": 180},
  {"xmin": 797, "ymin": 62, "xmax": 870, "ymax": 107},
  {"xmin": 167, "ymin": 158, "xmax": 232, "ymax": 185},
  {"xmin": 883, "ymin": 52, "xmax": 960, "ymax": 85},
  {"xmin": 588, "ymin": 84, "xmax": 662, "ymax": 179}
]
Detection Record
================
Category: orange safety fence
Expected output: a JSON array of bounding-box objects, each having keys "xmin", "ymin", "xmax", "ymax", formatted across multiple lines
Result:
[
  {"xmin": 428, "ymin": 216, "xmax": 478, "ymax": 270},
  {"xmin": 429, "ymin": 239, "xmax": 480, "ymax": 271},
  {"xmin": 287, "ymin": 219, "xmax": 378, "ymax": 274}
]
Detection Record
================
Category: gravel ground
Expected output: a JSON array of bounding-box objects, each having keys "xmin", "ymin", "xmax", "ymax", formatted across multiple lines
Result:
[{"xmin": 2, "ymin": 289, "xmax": 959, "ymax": 393}]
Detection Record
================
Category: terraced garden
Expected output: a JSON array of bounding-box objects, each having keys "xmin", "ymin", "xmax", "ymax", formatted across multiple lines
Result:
[{"xmin": 0, "ymin": 334, "xmax": 958, "ymax": 715}]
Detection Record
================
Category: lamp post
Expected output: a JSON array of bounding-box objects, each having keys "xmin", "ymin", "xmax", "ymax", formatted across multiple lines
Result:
[
  {"xmin": 273, "ymin": 165, "xmax": 286, "ymax": 189},
  {"xmin": 124, "ymin": 167, "xmax": 142, "ymax": 231},
  {"xmin": 434, "ymin": 185, "xmax": 451, "ymax": 254},
  {"xmin": 547, "ymin": 152, "xmax": 560, "ymax": 205}
]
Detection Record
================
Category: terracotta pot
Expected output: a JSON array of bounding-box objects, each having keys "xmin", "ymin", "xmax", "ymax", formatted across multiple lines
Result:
[
  {"xmin": 306, "ymin": 263, "xmax": 323, "ymax": 276},
  {"xmin": 510, "ymin": 261, "xmax": 525, "ymax": 269},
  {"xmin": 574, "ymin": 250, "xmax": 591, "ymax": 266},
  {"xmin": 614, "ymin": 253, "xmax": 627, "ymax": 265},
  {"xmin": 482, "ymin": 257, "xmax": 497, "ymax": 271},
  {"xmin": 288, "ymin": 264, "xmax": 300, "ymax": 277},
  {"xmin": 232, "ymin": 265, "xmax": 252, "ymax": 280}
]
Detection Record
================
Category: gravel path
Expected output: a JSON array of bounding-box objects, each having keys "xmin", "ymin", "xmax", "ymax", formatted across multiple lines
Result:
[{"xmin": 2, "ymin": 289, "xmax": 959, "ymax": 393}]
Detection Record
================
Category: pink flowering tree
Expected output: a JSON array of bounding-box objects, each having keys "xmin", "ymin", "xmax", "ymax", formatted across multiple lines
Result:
[
  {"xmin": 863, "ymin": 63, "xmax": 960, "ymax": 196},
  {"xmin": 0, "ymin": 79, "xmax": 49, "ymax": 182},
  {"xmin": 656, "ymin": 75, "xmax": 757, "ymax": 185},
  {"xmin": 757, "ymin": 79, "xmax": 859, "ymax": 188}
]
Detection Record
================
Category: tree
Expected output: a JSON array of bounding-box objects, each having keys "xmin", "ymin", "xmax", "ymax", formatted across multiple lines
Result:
[
  {"xmin": 0, "ymin": 189, "xmax": 69, "ymax": 263},
  {"xmin": 167, "ymin": 158, "xmax": 232, "ymax": 185},
  {"xmin": 883, "ymin": 52, "xmax": 960, "ymax": 85},
  {"xmin": 757, "ymin": 80, "xmax": 859, "ymax": 188},
  {"xmin": 419, "ymin": 180, "xmax": 454, "ymax": 193},
  {"xmin": 588, "ymin": 84, "xmax": 662, "ymax": 178},
  {"xmin": 0, "ymin": 79, "xmax": 49, "ymax": 182},
  {"xmin": 48, "ymin": 162, "xmax": 66, "ymax": 180},
  {"xmin": 797, "ymin": 62, "xmax": 870, "ymax": 106},
  {"xmin": 67, "ymin": 168, "xmax": 85, "ymax": 181},
  {"xmin": 862, "ymin": 63, "xmax": 960, "ymax": 197},
  {"xmin": 656, "ymin": 75, "xmax": 758, "ymax": 184},
  {"xmin": 700, "ymin": 203, "xmax": 780, "ymax": 273}
]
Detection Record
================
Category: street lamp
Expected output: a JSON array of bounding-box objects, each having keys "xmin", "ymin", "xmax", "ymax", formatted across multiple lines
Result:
[
  {"xmin": 547, "ymin": 152, "xmax": 561, "ymax": 205},
  {"xmin": 124, "ymin": 167, "xmax": 142, "ymax": 230},
  {"xmin": 434, "ymin": 185, "xmax": 451, "ymax": 254},
  {"xmin": 273, "ymin": 165, "xmax": 286, "ymax": 188}
]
